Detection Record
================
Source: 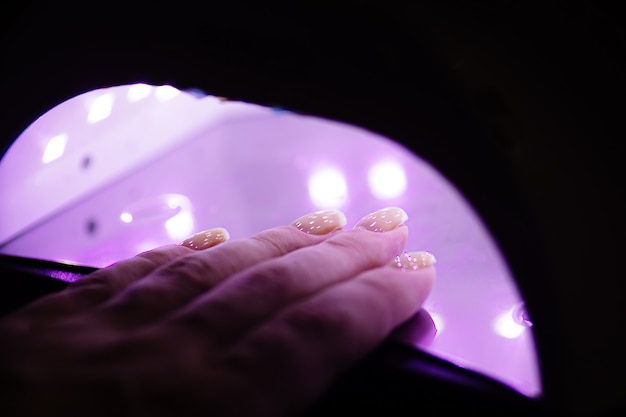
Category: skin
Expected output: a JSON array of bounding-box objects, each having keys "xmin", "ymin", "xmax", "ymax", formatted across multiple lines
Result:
[{"xmin": 0, "ymin": 223, "xmax": 435, "ymax": 417}]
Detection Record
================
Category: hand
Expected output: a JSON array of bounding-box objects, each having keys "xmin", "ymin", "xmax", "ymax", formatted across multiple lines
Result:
[{"xmin": 0, "ymin": 207, "xmax": 436, "ymax": 417}]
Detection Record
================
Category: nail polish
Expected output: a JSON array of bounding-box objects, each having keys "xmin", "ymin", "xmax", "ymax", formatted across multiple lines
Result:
[
  {"xmin": 390, "ymin": 251, "xmax": 437, "ymax": 270},
  {"xmin": 291, "ymin": 209, "xmax": 347, "ymax": 235},
  {"xmin": 354, "ymin": 207, "xmax": 408, "ymax": 232},
  {"xmin": 180, "ymin": 227, "xmax": 230, "ymax": 250}
]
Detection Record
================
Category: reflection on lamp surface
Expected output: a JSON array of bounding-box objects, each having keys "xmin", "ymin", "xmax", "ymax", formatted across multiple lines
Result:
[
  {"xmin": 428, "ymin": 311, "xmax": 445, "ymax": 337},
  {"xmin": 368, "ymin": 159, "xmax": 407, "ymax": 200},
  {"xmin": 0, "ymin": 84, "xmax": 542, "ymax": 399},
  {"xmin": 155, "ymin": 85, "xmax": 182, "ymax": 102},
  {"xmin": 120, "ymin": 212, "xmax": 133, "ymax": 223},
  {"xmin": 87, "ymin": 93, "xmax": 114, "ymax": 123},
  {"xmin": 493, "ymin": 306, "xmax": 528, "ymax": 339},
  {"xmin": 163, "ymin": 195, "xmax": 195, "ymax": 241},
  {"xmin": 41, "ymin": 133, "xmax": 68, "ymax": 164},
  {"xmin": 127, "ymin": 83, "xmax": 153, "ymax": 102}
]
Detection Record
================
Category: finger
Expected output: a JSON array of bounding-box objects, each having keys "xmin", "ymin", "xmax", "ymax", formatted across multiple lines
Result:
[
  {"xmin": 224, "ymin": 256, "xmax": 436, "ymax": 416},
  {"xmin": 170, "ymin": 207, "xmax": 410, "ymax": 344},
  {"xmin": 9, "ymin": 227, "xmax": 230, "ymax": 325},
  {"xmin": 72, "ymin": 227, "xmax": 230, "ymax": 295},
  {"xmin": 5, "ymin": 244, "xmax": 194, "ymax": 330},
  {"xmin": 99, "ymin": 210, "xmax": 347, "ymax": 326}
]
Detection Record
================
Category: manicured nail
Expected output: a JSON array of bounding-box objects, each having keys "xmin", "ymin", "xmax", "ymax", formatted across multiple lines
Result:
[
  {"xmin": 180, "ymin": 227, "xmax": 230, "ymax": 250},
  {"xmin": 291, "ymin": 209, "xmax": 347, "ymax": 235},
  {"xmin": 390, "ymin": 251, "xmax": 437, "ymax": 271},
  {"xmin": 354, "ymin": 207, "xmax": 408, "ymax": 232}
]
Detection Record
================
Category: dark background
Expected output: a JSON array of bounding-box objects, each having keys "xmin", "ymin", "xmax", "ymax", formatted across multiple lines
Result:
[{"xmin": 1, "ymin": 1, "xmax": 624, "ymax": 415}]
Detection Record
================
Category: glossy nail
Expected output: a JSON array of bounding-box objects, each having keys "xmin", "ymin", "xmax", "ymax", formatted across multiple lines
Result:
[
  {"xmin": 180, "ymin": 227, "xmax": 230, "ymax": 250},
  {"xmin": 291, "ymin": 209, "xmax": 347, "ymax": 235},
  {"xmin": 354, "ymin": 207, "xmax": 408, "ymax": 232},
  {"xmin": 390, "ymin": 251, "xmax": 437, "ymax": 271}
]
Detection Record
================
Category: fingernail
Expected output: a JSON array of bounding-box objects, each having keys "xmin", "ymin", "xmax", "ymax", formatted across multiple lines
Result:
[
  {"xmin": 390, "ymin": 251, "xmax": 437, "ymax": 271},
  {"xmin": 354, "ymin": 207, "xmax": 408, "ymax": 232},
  {"xmin": 180, "ymin": 227, "xmax": 230, "ymax": 250},
  {"xmin": 291, "ymin": 209, "xmax": 347, "ymax": 235}
]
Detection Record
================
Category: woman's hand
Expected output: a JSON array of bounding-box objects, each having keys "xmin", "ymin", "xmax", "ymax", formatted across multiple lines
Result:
[{"xmin": 0, "ymin": 207, "xmax": 435, "ymax": 417}]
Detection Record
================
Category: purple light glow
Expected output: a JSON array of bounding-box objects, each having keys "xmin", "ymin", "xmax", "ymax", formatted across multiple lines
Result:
[{"xmin": 0, "ymin": 84, "xmax": 542, "ymax": 398}]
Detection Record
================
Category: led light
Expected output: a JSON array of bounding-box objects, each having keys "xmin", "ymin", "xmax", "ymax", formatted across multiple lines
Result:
[
  {"xmin": 163, "ymin": 194, "xmax": 195, "ymax": 240},
  {"xmin": 127, "ymin": 83, "xmax": 152, "ymax": 102},
  {"xmin": 155, "ymin": 85, "xmax": 181, "ymax": 101},
  {"xmin": 87, "ymin": 93, "xmax": 114, "ymax": 123},
  {"xmin": 165, "ymin": 211, "xmax": 195, "ymax": 241},
  {"xmin": 120, "ymin": 212, "xmax": 133, "ymax": 223},
  {"xmin": 368, "ymin": 159, "xmax": 407, "ymax": 200},
  {"xmin": 494, "ymin": 307, "xmax": 527, "ymax": 339},
  {"xmin": 308, "ymin": 167, "xmax": 348, "ymax": 208},
  {"xmin": 41, "ymin": 133, "xmax": 68, "ymax": 164}
]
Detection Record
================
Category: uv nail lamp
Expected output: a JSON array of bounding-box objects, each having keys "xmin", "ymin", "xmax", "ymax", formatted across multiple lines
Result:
[
  {"xmin": 0, "ymin": 83, "xmax": 540, "ymax": 403},
  {"xmin": 0, "ymin": 1, "xmax": 623, "ymax": 416}
]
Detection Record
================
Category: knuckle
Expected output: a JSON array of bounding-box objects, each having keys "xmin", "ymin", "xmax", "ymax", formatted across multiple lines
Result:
[
  {"xmin": 241, "ymin": 261, "xmax": 294, "ymax": 298},
  {"xmin": 250, "ymin": 225, "xmax": 319, "ymax": 257},
  {"xmin": 157, "ymin": 254, "xmax": 219, "ymax": 289},
  {"xmin": 137, "ymin": 246, "xmax": 190, "ymax": 268},
  {"xmin": 249, "ymin": 228, "xmax": 294, "ymax": 256}
]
